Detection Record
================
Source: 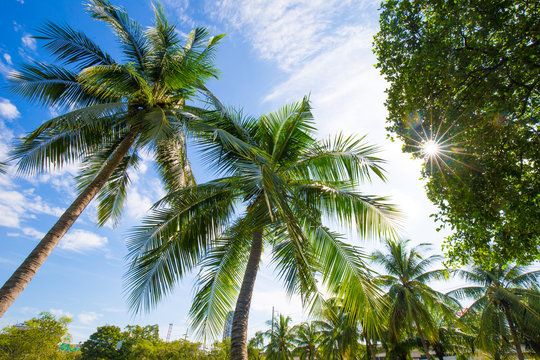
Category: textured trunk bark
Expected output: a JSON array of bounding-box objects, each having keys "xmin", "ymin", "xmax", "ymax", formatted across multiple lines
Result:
[
  {"xmin": 413, "ymin": 317, "xmax": 433, "ymax": 360},
  {"xmin": 230, "ymin": 229, "xmax": 264, "ymax": 360},
  {"xmin": 156, "ymin": 127, "xmax": 195, "ymax": 190},
  {"xmin": 503, "ymin": 304, "xmax": 524, "ymax": 360},
  {"xmin": 0, "ymin": 127, "xmax": 139, "ymax": 318}
]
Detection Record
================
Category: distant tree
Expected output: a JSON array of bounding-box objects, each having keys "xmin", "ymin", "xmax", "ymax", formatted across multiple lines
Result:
[
  {"xmin": 81, "ymin": 325, "xmax": 126, "ymax": 360},
  {"xmin": 81, "ymin": 324, "xmax": 159, "ymax": 359},
  {"xmin": 0, "ymin": 312, "xmax": 71, "ymax": 359},
  {"xmin": 129, "ymin": 338, "xmax": 206, "ymax": 360},
  {"xmin": 374, "ymin": 0, "xmax": 540, "ymax": 267},
  {"xmin": 292, "ymin": 322, "xmax": 319, "ymax": 360},
  {"xmin": 318, "ymin": 302, "xmax": 362, "ymax": 360},
  {"xmin": 209, "ymin": 338, "xmax": 231, "ymax": 360},
  {"xmin": 248, "ymin": 331, "xmax": 265, "ymax": 360},
  {"xmin": 372, "ymin": 240, "xmax": 457, "ymax": 360},
  {"xmin": 264, "ymin": 315, "xmax": 295, "ymax": 360},
  {"xmin": 450, "ymin": 265, "xmax": 540, "ymax": 360}
]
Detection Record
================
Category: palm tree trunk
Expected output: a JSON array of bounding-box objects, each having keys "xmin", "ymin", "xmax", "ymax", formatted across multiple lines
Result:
[
  {"xmin": 0, "ymin": 127, "xmax": 139, "ymax": 318},
  {"xmin": 366, "ymin": 337, "xmax": 377, "ymax": 360},
  {"xmin": 230, "ymin": 229, "xmax": 264, "ymax": 360},
  {"xmin": 503, "ymin": 304, "xmax": 524, "ymax": 360},
  {"xmin": 413, "ymin": 317, "xmax": 433, "ymax": 360}
]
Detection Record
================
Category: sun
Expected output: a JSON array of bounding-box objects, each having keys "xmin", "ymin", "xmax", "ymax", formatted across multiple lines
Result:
[{"xmin": 421, "ymin": 140, "xmax": 441, "ymax": 158}]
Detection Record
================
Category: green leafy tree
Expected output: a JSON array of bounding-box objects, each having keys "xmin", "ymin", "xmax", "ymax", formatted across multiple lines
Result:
[
  {"xmin": 0, "ymin": 312, "xmax": 71, "ymax": 359},
  {"xmin": 449, "ymin": 265, "xmax": 540, "ymax": 360},
  {"xmin": 0, "ymin": 0, "xmax": 224, "ymax": 317},
  {"xmin": 318, "ymin": 303, "xmax": 362, "ymax": 360},
  {"xmin": 248, "ymin": 331, "xmax": 265, "ymax": 360},
  {"xmin": 125, "ymin": 98, "xmax": 400, "ymax": 360},
  {"xmin": 264, "ymin": 315, "xmax": 295, "ymax": 360},
  {"xmin": 372, "ymin": 240, "xmax": 457, "ymax": 360},
  {"xmin": 373, "ymin": 0, "xmax": 540, "ymax": 267},
  {"xmin": 292, "ymin": 322, "xmax": 319, "ymax": 360},
  {"xmin": 129, "ymin": 338, "xmax": 206, "ymax": 360},
  {"xmin": 81, "ymin": 325, "xmax": 126, "ymax": 360}
]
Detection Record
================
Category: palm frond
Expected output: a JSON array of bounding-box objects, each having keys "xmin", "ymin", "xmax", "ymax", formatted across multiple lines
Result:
[
  {"xmin": 86, "ymin": 0, "xmax": 148, "ymax": 72},
  {"xmin": 9, "ymin": 62, "xmax": 104, "ymax": 107},
  {"xmin": 189, "ymin": 220, "xmax": 252, "ymax": 340},
  {"xmin": 124, "ymin": 179, "xmax": 239, "ymax": 313},
  {"xmin": 35, "ymin": 21, "xmax": 115, "ymax": 68},
  {"xmin": 292, "ymin": 133, "xmax": 386, "ymax": 183}
]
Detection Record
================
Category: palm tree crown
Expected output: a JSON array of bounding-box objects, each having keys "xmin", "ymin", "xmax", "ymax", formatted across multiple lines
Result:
[
  {"xmin": 450, "ymin": 264, "xmax": 540, "ymax": 360},
  {"xmin": 0, "ymin": 0, "xmax": 223, "ymax": 318},
  {"xmin": 372, "ymin": 239, "xmax": 457, "ymax": 360},
  {"xmin": 125, "ymin": 98, "xmax": 401, "ymax": 359}
]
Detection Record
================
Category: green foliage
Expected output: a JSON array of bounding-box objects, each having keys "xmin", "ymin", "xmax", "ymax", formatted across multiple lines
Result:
[
  {"xmin": 9, "ymin": 0, "xmax": 224, "ymax": 227},
  {"xmin": 372, "ymin": 240, "xmax": 459, "ymax": 358},
  {"xmin": 125, "ymin": 98, "xmax": 401, "ymax": 342},
  {"xmin": 0, "ymin": 312, "xmax": 73, "ymax": 360},
  {"xmin": 129, "ymin": 338, "xmax": 206, "ymax": 360},
  {"xmin": 450, "ymin": 265, "xmax": 540, "ymax": 358},
  {"xmin": 264, "ymin": 315, "xmax": 296, "ymax": 360},
  {"xmin": 80, "ymin": 324, "xmax": 159, "ymax": 359},
  {"xmin": 373, "ymin": 0, "xmax": 540, "ymax": 267}
]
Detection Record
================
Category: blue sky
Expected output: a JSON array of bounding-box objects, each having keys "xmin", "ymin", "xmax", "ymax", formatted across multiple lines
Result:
[{"xmin": 0, "ymin": 0, "xmax": 453, "ymax": 343}]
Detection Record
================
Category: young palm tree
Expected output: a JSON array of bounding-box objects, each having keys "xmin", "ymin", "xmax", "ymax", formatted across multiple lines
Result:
[
  {"xmin": 318, "ymin": 302, "xmax": 362, "ymax": 359},
  {"xmin": 449, "ymin": 265, "xmax": 540, "ymax": 360},
  {"xmin": 264, "ymin": 314, "xmax": 296, "ymax": 360},
  {"xmin": 372, "ymin": 239, "xmax": 457, "ymax": 360},
  {"xmin": 0, "ymin": 0, "xmax": 223, "ymax": 317},
  {"xmin": 125, "ymin": 98, "xmax": 401, "ymax": 360},
  {"xmin": 293, "ymin": 322, "xmax": 320, "ymax": 360}
]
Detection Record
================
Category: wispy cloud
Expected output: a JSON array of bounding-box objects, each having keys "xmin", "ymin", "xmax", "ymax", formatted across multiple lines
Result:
[
  {"xmin": 78, "ymin": 311, "xmax": 102, "ymax": 325},
  {"xmin": 59, "ymin": 229, "xmax": 108, "ymax": 253},
  {"xmin": 50, "ymin": 308, "xmax": 73, "ymax": 318},
  {"xmin": 212, "ymin": 0, "xmax": 378, "ymax": 71},
  {"xmin": 21, "ymin": 34, "xmax": 36, "ymax": 51}
]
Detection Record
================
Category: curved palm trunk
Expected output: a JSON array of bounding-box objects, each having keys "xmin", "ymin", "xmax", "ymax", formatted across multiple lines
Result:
[
  {"xmin": 503, "ymin": 304, "xmax": 524, "ymax": 360},
  {"xmin": 230, "ymin": 229, "xmax": 264, "ymax": 360},
  {"xmin": 0, "ymin": 127, "xmax": 139, "ymax": 318},
  {"xmin": 413, "ymin": 317, "xmax": 433, "ymax": 360}
]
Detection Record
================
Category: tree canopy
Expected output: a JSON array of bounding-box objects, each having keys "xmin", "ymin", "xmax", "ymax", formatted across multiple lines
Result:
[{"xmin": 374, "ymin": 0, "xmax": 540, "ymax": 267}]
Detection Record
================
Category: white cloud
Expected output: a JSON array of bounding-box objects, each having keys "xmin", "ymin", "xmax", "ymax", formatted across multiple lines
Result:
[
  {"xmin": 21, "ymin": 34, "xmax": 36, "ymax": 51},
  {"xmin": 0, "ymin": 99, "xmax": 20, "ymax": 120},
  {"xmin": 0, "ymin": 188, "xmax": 63, "ymax": 228},
  {"xmin": 59, "ymin": 229, "xmax": 108, "ymax": 252},
  {"xmin": 50, "ymin": 308, "xmax": 73, "ymax": 318},
  {"xmin": 125, "ymin": 188, "xmax": 152, "ymax": 220},
  {"xmin": 3, "ymin": 53, "xmax": 12, "ymax": 65},
  {"xmin": 78, "ymin": 311, "xmax": 102, "ymax": 324},
  {"xmin": 22, "ymin": 227, "xmax": 46, "ymax": 240},
  {"xmin": 16, "ymin": 0, "xmax": 25, "ymax": 4},
  {"xmin": 212, "ymin": 0, "xmax": 378, "ymax": 71}
]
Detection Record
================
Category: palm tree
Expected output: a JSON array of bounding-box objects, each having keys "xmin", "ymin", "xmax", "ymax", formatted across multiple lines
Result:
[
  {"xmin": 293, "ymin": 322, "xmax": 320, "ymax": 360},
  {"xmin": 0, "ymin": 0, "xmax": 223, "ymax": 317},
  {"xmin": 449, "ymin": 265, "xmax": 540, "ymax": 360},
  {"xmin": 125, "ymin": 98, "xmax": 401, "ymax": 360},
  {"xmin": 318, "ymin": 302, "xmax": 362, "ymax": 359},
  {"xmin": 372, "ymin": 240, "xmax": 456, "ymax": 360},
  {"xmin": 248, "ymin": 331, "xmax": 265, "ymax": 360},
  {"xmin": 264, "ymin": 314, "xmax": 296, "ymax": 360}
]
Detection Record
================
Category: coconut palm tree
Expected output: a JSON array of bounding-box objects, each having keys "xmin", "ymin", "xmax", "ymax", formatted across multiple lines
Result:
[
  {"xmin": 0, "ymin": 0, "xmax": 223, "ymax": 317},
  {"xmin": 318, "ymin": 302, "xmax": 362, "ymax": 359},
  {"xmin": 372, "ymin": 240, "xmax": 457, "ymax": 360},
  {"xmin": 125, "ymin": 98, "xmax": 401, "ymax": 360},
  {"xmin": 264, "ymin": 314, "xmax": 296, "ymax": 360},
  {"xmin": 293, "ymin": 322, "xmax": 320, "ymax": 360},
  {"xmin": 449, "ymin": 265, "xmax": 540, "ymax": 360}
]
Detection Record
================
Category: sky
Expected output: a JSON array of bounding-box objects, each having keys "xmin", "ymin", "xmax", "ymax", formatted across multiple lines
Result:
[{"xmin": 0, "ymin": 0, "xmax": 457, "ymax": 344}]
